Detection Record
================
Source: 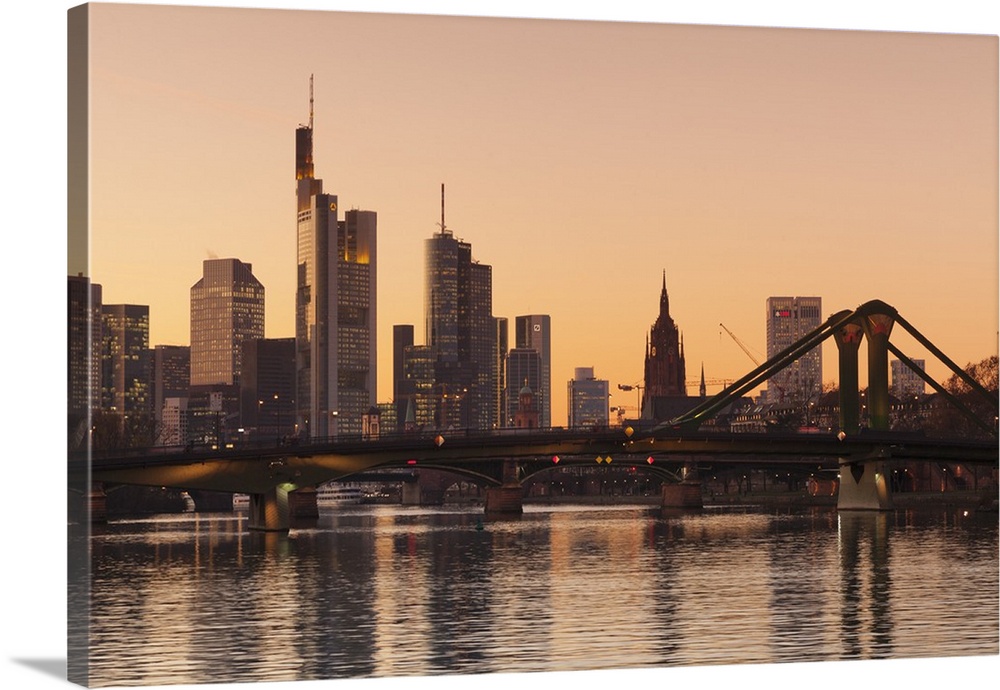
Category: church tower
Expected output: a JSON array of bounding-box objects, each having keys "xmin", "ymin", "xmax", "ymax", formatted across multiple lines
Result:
[{"xmin": 641, "ymin": 272, "xmax": 686, "ymax": 415}]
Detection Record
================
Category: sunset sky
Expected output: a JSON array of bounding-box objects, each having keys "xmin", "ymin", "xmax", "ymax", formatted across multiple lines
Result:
[
  {"xmin": 79, "ymin": 3, "xmax": 998, "ymax": 424},
  {"xmin": 1, "ymin": 3, "xmax": 997, "ymax": 690}
]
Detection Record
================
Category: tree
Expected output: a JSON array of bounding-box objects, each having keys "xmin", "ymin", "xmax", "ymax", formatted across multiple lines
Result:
[{"xmin": 925, "ymin": 355, "xmax": 998, "ymax": 440}]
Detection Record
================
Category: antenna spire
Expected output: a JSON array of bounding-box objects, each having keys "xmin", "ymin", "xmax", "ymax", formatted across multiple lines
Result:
[
  {"xmin": 437, "ymin": 183, "xmax": 449, "ymax": 234},
  {"xmin": 309, "ymin": 74, "xmax": 314, "ymax": 130}
]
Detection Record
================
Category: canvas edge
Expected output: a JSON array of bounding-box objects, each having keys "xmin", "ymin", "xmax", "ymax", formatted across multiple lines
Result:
[{"xmin": 68, "ymin": 3, "xmax": 91, "ymax": 687}]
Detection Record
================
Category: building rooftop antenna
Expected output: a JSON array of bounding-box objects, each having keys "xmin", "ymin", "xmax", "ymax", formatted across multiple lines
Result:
[
  {"xmin": 437, "ymin": 183, "xmax": 450, "ymax": 235},
  {"xmin": 309, "ymin": 73, "xmax": 314, "ymax": 131}
]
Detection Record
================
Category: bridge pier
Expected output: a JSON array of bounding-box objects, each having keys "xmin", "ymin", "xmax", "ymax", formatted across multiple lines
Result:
[
  {"xmin": 289, "ymin": 487, "xmax": 319, "ymax": 520},
  {"xmin": 248, "ymin": 485, "xmax": 291, "ymax": 531},
  {"xmin": 401, "ymin": 480, "xmax": 422, "ymax": 505},
  {"xmin": 88, "ymin": 482, "xmax": 108, "ymax": 524},
  {"xmin": 838, "ymin": 458, "xmax": 893, "ymax": 510},
  {"xmin": 484, "ymin": 485, "xmax": 523, "ymax": 515},
  {"xmin": 660, "ymin": 481, "xmax": 703, "ymax": 509}
]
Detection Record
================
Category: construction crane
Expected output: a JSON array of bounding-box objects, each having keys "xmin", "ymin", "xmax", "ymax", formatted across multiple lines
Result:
[
  {"xmin": 720, "ymin": 323, "xmax": 786, "ymax": 399},
  {"xmin": 719, "ymin": 323, "xmax": 763, "ymax": 366}
]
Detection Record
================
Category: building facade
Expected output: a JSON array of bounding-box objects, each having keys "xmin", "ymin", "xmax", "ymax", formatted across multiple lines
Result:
[
  {"xmin": 891, "ymin": 358, "xmax": 926, "ymax": 400},
  {"xmin": 101, "ymin": 304, "xmax": 150, "ymax": 416},
  {"xmin": 641, "ymin": 272, "xmax": 686, "ymax": 415},
  {"xmin": 568, "ymin": 367, "xmax": 609, "ymax": 428},
  {"xmin": 765, "ymin": 296, "xmax": 823, "ymax": 404},
  {"xmin": 151, "ymin": 345, "xmax": 189, "ymax": 420},
  {"xmin": 294, "ymin": 78, "xmax": 377, "ymax": 437},
  {"xmin": 506, "ymin": 347, "xmax": 541, "ymax": 427},
  {"xmin": 515, "ymin": 315, "xmax": 551, "ymax": 428},
  {"xmin": 240, "ymin": 337, "xmax": 296, "ymax": 441},
  {"xmin": 424, "ymin": 186, "xmax": 494, "ymax": 430},
  {"xmin": 68, "ymin": 274, "xmax": 102, "ymax": 422},
  {"xmin": 189, "ymin": 258, "xmax": 264, "ymax": 388}
]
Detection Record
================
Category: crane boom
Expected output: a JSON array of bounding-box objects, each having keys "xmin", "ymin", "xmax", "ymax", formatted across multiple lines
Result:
[{"xmin": 720, "ymin": 323, "xmax": 761, "ymax": 366}]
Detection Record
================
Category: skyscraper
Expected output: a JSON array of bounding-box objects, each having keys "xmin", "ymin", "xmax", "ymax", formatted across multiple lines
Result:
[
  {"xmin": 68, "ymin": 274, "xmax": 102, "ymax": 422},
  {"xmin": 766, "ymin": 296, "xmax": 823, "ymax": 403},
  {"xmin": 568, "ymin": 367, "xmax": 609, "ymax": 428},
  {"xmin": 642, "ymin": 272, "xmax": 686, "ymax": 415},
  {"xmin": 101, "ymin": 304, "xmax": 150, "ymax": 415},
  {"xmin": 493, "ymin": 317, "xmax": 508, "ymax": 429},
  {"xmin": 150, "ymin": 344, "xmax": 190, "ymax": 425},
  {"xmin": 505, "ymin": 347, "xmax": 541, "ymax": 427},
  {"xmin": 424, "ymin": 184, "xmax": 494, "ymax": 430},
  {"xmin": 189, "ymin": 258, "xmax": 264, "ymax": 387},
  {"xmin": 515, "ymin": 315, "xmax": 551, "ymax": 428},
  {"xmin": 294, "ymin": 77, "xmax": 377, "ymax": 437},
  {"xmin": 239, "ymin": 337, "xmax": 295, "ymax": 440}
]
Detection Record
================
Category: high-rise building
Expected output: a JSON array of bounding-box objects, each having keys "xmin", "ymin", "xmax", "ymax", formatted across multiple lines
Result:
[
  {"xmin": 68, "ymin": 274, "xmax": 102, "ymax": 422},
  {"xmin": 891, "ymin": 358, "xmax": 926, "ymax": 400},
  {"xmin": 424, "ymin": 184, "xmax": 494, "ymax": 430},
  {"xmin": 506, "ymin": 347, "xmax": 541, "ymax": 427},
  {"xmin": 493, "ymin": 317, "xmax": 508, "ymax": 429},
  {"xmin": 515, "ymin": 315, "xmax": 551, "ymax": 428},
  {"xmin": 101, "ymin": 304, "xmax": 150, "ymax": 416},
  {"xmin": 294, "ymin": 77, "xmax": 377, "ymax": 437},
  {"xmin": 189, "ymin": 258, "xmax": 264, "ymax": 387},
  {"xmin": 393, "ymin": 325, "xmax": 415, "ymax": 432},
  {"xmin": 641, "ymin": 272, "xmax": 686, "ymax": 415},
  {"xmin": 150, "ymin": 344, "xmax": 190, "ymax": 425},
  {"xmin": 240, "ymin": 338, "xmax": 295, "ymax": 441},
  {"xmin": 765, "ymin": 296, "xmax": 823, "ymax": 403},
  {"xmin": 568, "ymin": 367, "xmax": 609, "ymax": 428}
]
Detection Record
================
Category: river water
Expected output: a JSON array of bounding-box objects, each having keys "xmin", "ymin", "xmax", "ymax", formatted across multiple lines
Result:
[{"xmin": 78, "ymin": 502, "xmax": 998, "ymax": 688}]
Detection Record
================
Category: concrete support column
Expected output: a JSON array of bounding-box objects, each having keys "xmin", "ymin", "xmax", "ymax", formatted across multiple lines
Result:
[
  {"xmin": 401, "ymin": 480, "xmax": 422, "ymax": 505},
  {"xmin": 484, "ymin": 485, "xmax": 523, "ymax": 515},
  {"xmin": 88, "ymin": 482, "xmax": 108, "ymax": 524},
  {"xmin": 837, "ymin": 457, "xmax": 893, "ymax": 510},
  {"xmin": 249, "ymin": 485, "xmax": 291, "ymax": 531},
  {"xmin": 833, "ymin": 319, "xmax": 864, "ymax": 435},
  {"xmin": 661, "ymin": 481, "xmax": 703, "ymax": 509},
  {"xmin": 289, "ymin": 487, "xmax": 319, "ymax": 520},
  {"xmin": 861, "ymin": 311, "xmax": 896, "ymax": 431}
]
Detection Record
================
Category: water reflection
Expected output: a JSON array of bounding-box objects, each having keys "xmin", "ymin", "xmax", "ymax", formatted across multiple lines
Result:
[{"xmin": 86, "ymin": 505, "xmax": 998, "ymax": 686}]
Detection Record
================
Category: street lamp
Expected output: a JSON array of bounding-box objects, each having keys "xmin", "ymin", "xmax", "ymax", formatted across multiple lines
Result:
[{"xmin": 330, "ymin": 410, "xmax": 339, "ymax": 439}]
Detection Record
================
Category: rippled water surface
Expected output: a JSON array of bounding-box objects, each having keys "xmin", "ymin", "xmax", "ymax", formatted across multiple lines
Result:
[{"xmin": 80, "ymin": 504, "xmax": 999, "ymax": 687}]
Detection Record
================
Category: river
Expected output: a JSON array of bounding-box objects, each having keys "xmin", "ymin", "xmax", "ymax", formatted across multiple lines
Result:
[{"xmin": 75, "ymin": 502, "xmax": 998, "ymax": 688}]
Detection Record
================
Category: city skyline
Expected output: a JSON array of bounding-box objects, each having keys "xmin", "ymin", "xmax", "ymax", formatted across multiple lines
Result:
[{"xmin": 79, "ymin": 4, "xmax": 997, "ymax": 427}]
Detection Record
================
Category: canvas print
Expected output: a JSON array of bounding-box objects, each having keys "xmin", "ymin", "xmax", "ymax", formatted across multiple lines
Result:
[{"xmin": 66, "ymin": 3, "xmax": 998, "ymax": 689}]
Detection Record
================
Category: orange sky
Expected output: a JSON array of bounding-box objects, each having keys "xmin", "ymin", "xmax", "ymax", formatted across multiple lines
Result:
[{"xmin": 79, "ymin": 3, "xmax": 998, "ymax": 425}]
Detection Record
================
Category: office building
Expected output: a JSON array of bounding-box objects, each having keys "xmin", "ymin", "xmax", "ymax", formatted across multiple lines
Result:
[
  {"xmin": 101, "ymin": 304, "xmax": 150, "ymax": 416},
  {"xmin": 891, "ymin": 358, "xmax": 926, "ymax": 400},
  {"xmin": 506, "ymin": 347, "xmax": 541, "ymax": 427},
  {"xmin": 150, "ymin": 345, "xmax": 190, "ymax": 425},
  {"xmin": 515, "ymin": 315, "xmax": 551, "ymax": 428},
  {"xmin": 240, "ymin": 338, "xmax": 295, "ymax": 441},
  {"xmin": 765, "ymin": 296, "xmax": 823, "ymax": 403},
  {"xmin": 294, "ymin": 77, "xmax": 377, "ymax": 437},
  {"xmin": 424, "ymin": 184, "xmax": 494, "ymax": 430},
  {"xmin": 189, "ymin": 258, "xmax": 264, "ymax": 387},
  {"xmin": 642, "ymin": 272, "xmax": 686, "ymax": 415},
  {"xmin": 493, "ymin": 317, "xmax": 508, "ymax": 429},
  {"xmin": 568, "ymin": 367, "xmax": 609, "ymax": 428},
  {"xmin": 68, "ymin": 274, "xmax": 102, "ymax": 422},
  {"xmin": 393, "ymin": 325, "xmax": 415, "ymax": 432}
]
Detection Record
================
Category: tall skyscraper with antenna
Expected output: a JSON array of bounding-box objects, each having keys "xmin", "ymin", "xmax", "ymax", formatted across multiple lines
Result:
[
  {"xmin": 424, "ymin": 184, "xmax": 494, "ymax": 429},
  {"xmin": 295, "ymin": 76, "xmax": 377, "ymax": 437}
]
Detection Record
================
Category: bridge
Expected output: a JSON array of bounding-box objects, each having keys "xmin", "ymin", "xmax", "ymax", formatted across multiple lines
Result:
[{"xmin": 69, "ymin": 300, "xmax": 998, "ymax": 530}]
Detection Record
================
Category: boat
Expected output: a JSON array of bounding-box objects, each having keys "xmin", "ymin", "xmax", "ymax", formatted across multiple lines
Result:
[{"xmin": 316, "ymin": 482, "xmax": 363, "ymax": 506}]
